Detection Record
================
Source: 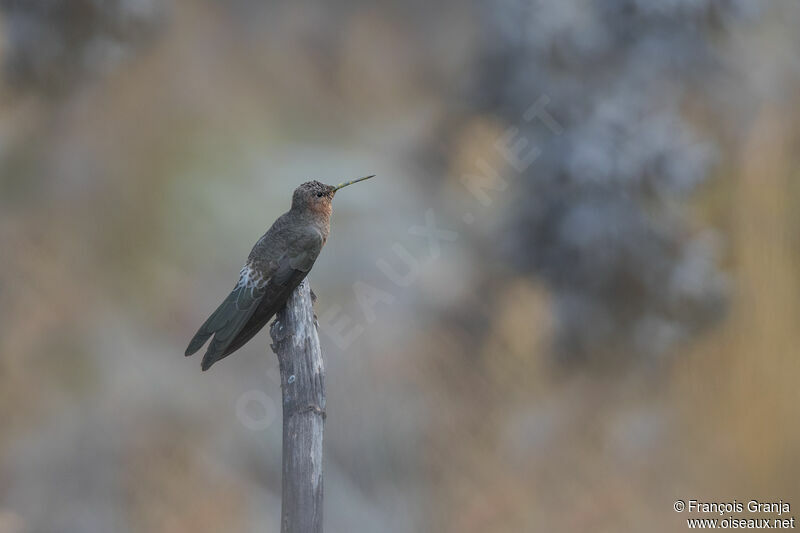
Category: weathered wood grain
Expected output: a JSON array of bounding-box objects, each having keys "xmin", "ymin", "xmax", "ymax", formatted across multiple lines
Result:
[{"xmin": 270, "ymin": 280, "xmax": 325, "ymax": 533}]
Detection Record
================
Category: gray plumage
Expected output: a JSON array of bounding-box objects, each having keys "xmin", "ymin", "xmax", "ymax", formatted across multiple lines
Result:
[{"xmin": 186, "ymin": 177, "xmax": 372, "ymax": 370}]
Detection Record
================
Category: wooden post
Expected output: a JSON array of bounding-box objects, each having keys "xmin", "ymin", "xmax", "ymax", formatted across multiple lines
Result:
[{"xmin": 269, "ymin": 280, "xmax": 325, "ymax": 533}]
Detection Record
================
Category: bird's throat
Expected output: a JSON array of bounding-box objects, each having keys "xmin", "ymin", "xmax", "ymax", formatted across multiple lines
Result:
[{"xmin": 301, "ymin": 204, "xmax": 332, "ymax": 242}]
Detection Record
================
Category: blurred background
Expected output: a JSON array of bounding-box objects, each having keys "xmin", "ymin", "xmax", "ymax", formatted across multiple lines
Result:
[{"xmin": 0, "ymin": 1, "xmax": 799, "ymax": 532}]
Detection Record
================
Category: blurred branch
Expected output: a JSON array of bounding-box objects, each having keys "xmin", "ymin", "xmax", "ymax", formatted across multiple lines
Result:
[{"xmin": 270, "ymin": 280, "xmax": 325, "ymax": 533}]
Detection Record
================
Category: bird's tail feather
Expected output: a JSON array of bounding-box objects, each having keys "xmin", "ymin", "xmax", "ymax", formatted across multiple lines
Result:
[
  {"xmin": 185, "ymin": 329, "xmax": 213, "ymax": 356},
  {"xmin": 185, "ymin": 283, "xmax": 262, "ymax": 361},
  {"xmin": 185, "ymin": 298, "xmax": 229, "ymax": 356}
]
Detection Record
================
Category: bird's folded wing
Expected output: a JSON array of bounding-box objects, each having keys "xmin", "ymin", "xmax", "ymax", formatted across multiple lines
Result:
[
  {"xmin": 185, "ymin": 266, "xmax": 267, "ymax": 361},
  {"xmin": 186, "ymin": 227, "xmax": 323, "ymax": 370},
  {"xmin": 216, "ymin": 228, "xmax": 324, "ymax": 358}
]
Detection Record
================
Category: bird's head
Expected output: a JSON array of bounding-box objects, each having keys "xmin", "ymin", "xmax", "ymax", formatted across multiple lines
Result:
[{"xmin": 291, "ymin": 175, "xmax": 375, "ymax": 215}]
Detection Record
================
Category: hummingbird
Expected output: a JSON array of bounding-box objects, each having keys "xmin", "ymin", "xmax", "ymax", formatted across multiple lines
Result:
[{"xmin": 185, "ymin": 175, "xmax": 375, "ymax": 370}]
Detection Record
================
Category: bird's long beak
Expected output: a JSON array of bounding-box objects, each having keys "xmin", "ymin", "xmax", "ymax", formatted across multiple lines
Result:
[{"xmin": 333, "ymin": 175, "xmax": 375, "ymax": 192}]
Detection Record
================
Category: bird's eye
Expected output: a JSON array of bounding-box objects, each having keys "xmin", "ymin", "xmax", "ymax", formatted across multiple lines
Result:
[{"xmin": 316, "ymin": 192, "xmax": 324, "ymax": 198}]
